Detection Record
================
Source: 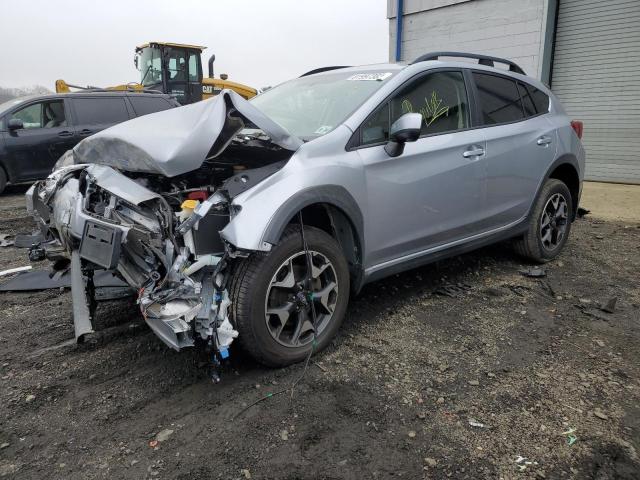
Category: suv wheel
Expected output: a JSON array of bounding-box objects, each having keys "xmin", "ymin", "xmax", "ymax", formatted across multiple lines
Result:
[
  {"xmin": 515, "ymin": 178, "xmax": 573, "ymax": 263},
  {"xmin": 230, "ymin": 225, "xmax": 350, "ymax": 367}
]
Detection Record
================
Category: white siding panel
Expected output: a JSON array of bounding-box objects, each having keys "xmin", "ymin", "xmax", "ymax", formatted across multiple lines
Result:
[
  {"xmin": 552, "ymin": 0, "xmax": 640, "ymax": 183},
  {"xmin": 388, "ymin": 0, "xmax": 546, "ymax": 78}
]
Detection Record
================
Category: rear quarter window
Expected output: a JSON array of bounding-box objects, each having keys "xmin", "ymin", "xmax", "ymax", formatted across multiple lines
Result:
[
  {"xmin": 129, "ymin": 96, "xmax": 173, "ymax": 117},
  {"xmin": 472, "ymin": 72, "xmax": 524, "ymax": 125},
  {"xmin": 528, "ymin": 86, "xmax": 550, "ymax": 114},
  {"xmin": 73, "ymin": 97, "xmax": 130, "ymax": 125}
]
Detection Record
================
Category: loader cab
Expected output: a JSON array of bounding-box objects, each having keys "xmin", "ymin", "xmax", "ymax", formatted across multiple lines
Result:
[{"xmin": 135, "ymin": 42, "xmax": 204, "ymax": 105}]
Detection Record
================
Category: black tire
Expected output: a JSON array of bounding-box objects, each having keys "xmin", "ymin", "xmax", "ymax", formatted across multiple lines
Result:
[
  {"xmin": 514, "ymin": 178, "xmax": 573, "ymax": 263},
  {"xmin": 230, "ymin": 225, "xmax": 350, "ymax": 367},
  {"xmin": 0, "ymin": 168, "xmax": 7, "ymax": 195}
]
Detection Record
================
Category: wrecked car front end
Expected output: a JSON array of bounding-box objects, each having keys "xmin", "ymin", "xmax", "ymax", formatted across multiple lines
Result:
[{"xmin": 27, "ymin": 90, "xmax": 301, "ymax": 360}]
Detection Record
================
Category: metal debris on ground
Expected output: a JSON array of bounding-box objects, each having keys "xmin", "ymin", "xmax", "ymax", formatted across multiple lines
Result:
[
  {"xmin": 0, "ymin": 266, "xmax": 32, "ymax": 277},
  {"xmin": 0, "ymin": 234, "xmax": 14, "ymax": 247},
  {"xmin": 519, "ymin": 267, "xmax": 546, "ymax": 278},
  {"xmin": 434, "ymin": 282, "xmax": 472, "ymax": 298}
]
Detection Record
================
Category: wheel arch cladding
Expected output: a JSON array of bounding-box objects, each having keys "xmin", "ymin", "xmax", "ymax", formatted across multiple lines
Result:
[
  {"xmin": 261, "ymin": 186, "xmax": 365, "ymax": 291},
  {"xmin": 547, "ymin": 157, "xmax": 580, "ymax": 219}
]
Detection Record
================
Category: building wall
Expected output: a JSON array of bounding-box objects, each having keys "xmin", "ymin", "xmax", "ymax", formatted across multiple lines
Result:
[{"xmin": 388, "ymin": 0, "xmax": 549, "ymax": 79}]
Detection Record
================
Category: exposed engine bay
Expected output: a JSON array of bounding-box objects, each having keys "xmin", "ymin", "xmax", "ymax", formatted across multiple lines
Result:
[{"xmin": 25, "ymin": 90, "xmax": 300, "ymax": 375}]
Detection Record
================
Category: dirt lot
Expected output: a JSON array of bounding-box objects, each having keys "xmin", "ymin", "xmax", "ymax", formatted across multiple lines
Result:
[{"xmin": 0, "ymin": 184, "xmax": 639, "ymax": 480}]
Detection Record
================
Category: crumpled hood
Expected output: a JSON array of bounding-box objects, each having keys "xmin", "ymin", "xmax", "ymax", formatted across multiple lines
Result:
[{"xmin": 72, "ymin": 89, "xmax": 302, "ymax": 177}]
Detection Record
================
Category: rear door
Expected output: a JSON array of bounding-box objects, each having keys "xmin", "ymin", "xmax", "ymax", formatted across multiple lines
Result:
[
  {"xmin": 2, "ymin": 99, "xmax": 76, "ymax": 181},
  {"xmin": 70, "ymin": 96, "xmax": 132, "ymax": 139},
  {"xmin": 471, "ymin": 72, "xmax": 557, "ymax": 229},
  {"xmin": 356, "ymin": 70, "xmax": 488, "ymax": 268}
]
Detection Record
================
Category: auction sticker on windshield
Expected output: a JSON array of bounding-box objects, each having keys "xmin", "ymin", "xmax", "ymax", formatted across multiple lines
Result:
[{"xmin": 347, "ymin": 72, "xmax": 392, "ymax": 81}]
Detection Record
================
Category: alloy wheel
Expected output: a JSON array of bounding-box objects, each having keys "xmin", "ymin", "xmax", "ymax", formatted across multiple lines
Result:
[
  {"xmin": 264, "ymin": 251, "xmax": 339, "ymax": 347},
  {"xmin": 539, "ymin": 193, "xmax": 568, "ymax": 251}
]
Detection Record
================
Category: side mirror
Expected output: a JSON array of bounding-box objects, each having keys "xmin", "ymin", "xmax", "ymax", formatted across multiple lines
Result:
[
  {"xmin": 8, "ymin": 118, "xmax": 24, "ymax": 131},
  {"xmin": 384, "ymin": 113, "xmax": 422, "ymax": 157}
]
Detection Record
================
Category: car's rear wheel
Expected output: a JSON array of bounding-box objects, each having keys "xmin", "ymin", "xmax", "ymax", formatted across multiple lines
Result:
[
  {"xmin": 230, "ymin": 225, "xmax": 350, "ymax": 367},
  {"xmin": 514, "ymin": 178, "xmax": 573, "ymax": 263}
]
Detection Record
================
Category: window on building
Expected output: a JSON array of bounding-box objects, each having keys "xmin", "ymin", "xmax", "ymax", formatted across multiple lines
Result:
[
  {"xmin": 73, "ymin": 97, "xmax": 130, "ymax": 125},
  {"xmin": 361, "ymin": 71, "xmax": 470, "ymax": 145},
  {"xmin": 473, "ymin": 73, "xmax": 524, "ymax": 124}
]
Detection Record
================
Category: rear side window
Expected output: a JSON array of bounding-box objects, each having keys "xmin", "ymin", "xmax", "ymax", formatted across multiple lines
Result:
[
  {"xmin": 129, "ymin": 96, "xmax": 173, "ymax": 117},
  {"xmin": 473, "ymin": 73, "xmax": 523, "ymax": 124},
  {"xmin": 73, "ymin": 97, "xmax": 130, "ymax": 125},
  {"xmin": 529, "ymin": 86, "xmax": 550, "ymax": 114}
]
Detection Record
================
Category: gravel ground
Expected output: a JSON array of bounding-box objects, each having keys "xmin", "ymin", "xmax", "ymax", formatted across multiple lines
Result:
[{"xmin": 0, "ymin": 185, "xmax": 639, "ymax": 479}]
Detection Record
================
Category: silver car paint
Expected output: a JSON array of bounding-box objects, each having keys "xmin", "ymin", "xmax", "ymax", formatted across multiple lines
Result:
[{"xmin": 222, "ymin": 61, "xmax": 584, "ymax": 281}]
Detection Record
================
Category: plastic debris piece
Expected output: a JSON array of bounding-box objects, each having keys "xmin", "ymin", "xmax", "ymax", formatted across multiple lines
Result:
[
  {"xmin": 519, "ymin": 267, "xmax": 546, "ymax": 278},
  {"xmin": 567, "ymin": 434, "xmax": 577, "ymax": 446},
  {"xmin": 0, "ymin": 234, "xmax": 14, "ymax": 247},
  {"xmin": 148, "ymin": 440, "xmax": 158, "ymax": 448},
  {"xmin": 599, "ymin": 297, "xmax": 617, "ymax": 314},
  {"xmin": 514, "ymin": 456, "xmax": 538, "ymax": 471},
  {"xmin": 468, "ymin": 418, "xmax": 486, "ymax": 428}
]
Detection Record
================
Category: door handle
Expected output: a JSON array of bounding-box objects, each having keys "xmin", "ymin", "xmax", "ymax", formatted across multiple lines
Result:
[
  {"xmin": 537, "ymin": 135, "xmax": 552, "ymax": 146},
  {"xmin": 463, "ymin": 147, "xmax": 485, "ymax": 158},
  {"xmin": 58, "ymin": 130, "xmax": 73, "ymax": 138},
  {"xmin": 79, "ymin": 129, "xmax": 93, "ymax": 136}
]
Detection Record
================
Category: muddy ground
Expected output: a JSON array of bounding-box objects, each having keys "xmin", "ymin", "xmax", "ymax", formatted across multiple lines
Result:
[{"xmin": 0, "ymin": 185, "xmax": 638, "ymax": 480}]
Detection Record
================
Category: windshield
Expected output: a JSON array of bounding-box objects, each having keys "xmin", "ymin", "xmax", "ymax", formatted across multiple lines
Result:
[
  {"xmin": 250, "ymin": 70, "xmax": 396, "ymax": 139},
  {"xmin": 138, "ymin": 47, "xmax": 163, "ymax": 87}
]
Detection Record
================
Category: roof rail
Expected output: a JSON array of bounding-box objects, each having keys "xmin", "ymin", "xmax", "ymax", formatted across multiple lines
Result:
[
  {"xmin": 300, "ymin": 66, "xmax": 351, "ymax": 77},
  {"xmin": 410, "ymin": 52, "xmax": 526, "ymax": 75}
]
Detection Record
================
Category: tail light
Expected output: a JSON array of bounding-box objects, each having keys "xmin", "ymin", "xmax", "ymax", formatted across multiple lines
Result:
[{"xmin": 571, "ymin": 120, "xmax": 584, "ymax": 139}]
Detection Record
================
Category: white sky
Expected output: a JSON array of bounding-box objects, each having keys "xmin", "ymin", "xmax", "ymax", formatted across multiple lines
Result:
[{"xmin": 0, "ymin": 0, "xmax": 390, "ymax": 90}]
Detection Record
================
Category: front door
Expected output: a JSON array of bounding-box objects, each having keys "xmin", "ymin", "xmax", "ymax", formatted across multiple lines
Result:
[
  {"xmin": 4, "ymin": 99, "xmax": 76, "ymax": 181},
  {"xmin": 356, "ymin": 70, "xmax": 488, "ymax": 269}
]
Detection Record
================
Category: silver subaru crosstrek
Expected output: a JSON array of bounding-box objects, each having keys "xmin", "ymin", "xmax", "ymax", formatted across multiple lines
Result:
[{"xmin": 27, "ymin": 52, "xmax": 585, "ymax": 371}]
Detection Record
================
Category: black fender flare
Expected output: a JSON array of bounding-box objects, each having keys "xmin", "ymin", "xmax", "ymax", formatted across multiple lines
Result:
[
  {"xmin": 261, "ymin": 185, "xmax": 365, "ymax": 255},
  {"xmin": 528, "ymin": 153, "xmax": 581, "ymax": 219}
]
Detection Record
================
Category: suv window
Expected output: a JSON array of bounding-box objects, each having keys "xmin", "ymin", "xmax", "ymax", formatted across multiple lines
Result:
[
  {"xmin": 10, "ymin": 100, "xmax": 67, "ymax": 129},
  {"xmin": 529, "ymin": 86, "xmax": 550, "ymax": 114},
  {"xmin": 129, "ymin": 96, "xmax": 173, "ymax": 117},
  {"xmin": 362, "ymin": 71, "xmax": 470, "ymax": 145},
  {"xmin": 473, "ymin": 73, "xmax": 523, "ymax": 125},
  {"xmin": 517, "ymin": 82, "xmax": 537, "ymax": 117},
  {"xmin": 73, "ymin": 97, "xmax": 130, "ymax": 125}
]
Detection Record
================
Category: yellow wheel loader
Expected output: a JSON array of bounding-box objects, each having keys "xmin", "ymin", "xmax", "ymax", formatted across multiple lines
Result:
[{"xmin": 56, "ymin": 42, "xmax": 257, "ymax": 105}]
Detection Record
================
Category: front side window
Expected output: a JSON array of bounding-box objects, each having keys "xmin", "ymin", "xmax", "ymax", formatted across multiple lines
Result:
[
  {"xmin": 473, "ymin": 73, "xmax": 524, "ymax": 124},
  {"xmin": 362, "ymin": 71, "xmax": 470, "ymax": 145},
  {"xmin": 138, "ymin": 47, "xmax": 162, "ymax": 87},
  {"xmin": 10, "ymin": 100, "xmax": 66, "ymax": 129},
  {"xmin": 73, "ymin": 98, "xmax": 129, "ymax": 125}
]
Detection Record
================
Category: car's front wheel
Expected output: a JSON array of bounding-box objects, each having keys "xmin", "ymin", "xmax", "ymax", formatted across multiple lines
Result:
[
  {"xmin": 514, "ymin": 178, "xmax": 573, "ymax": 262},
  {"xmin": 230, "ymin": 225, "xmax": 350, "ymax": 367}
]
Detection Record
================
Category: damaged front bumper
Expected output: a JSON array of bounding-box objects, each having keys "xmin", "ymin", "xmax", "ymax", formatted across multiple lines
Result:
[{"xmin": 27, "ymin": 164, "xmax": 238, "ymax": 354}]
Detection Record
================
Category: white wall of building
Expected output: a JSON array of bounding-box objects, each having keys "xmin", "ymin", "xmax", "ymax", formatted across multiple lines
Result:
[{"xmin": 388, "ymin": 0, "xmax": 550, "ymax": 79}]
